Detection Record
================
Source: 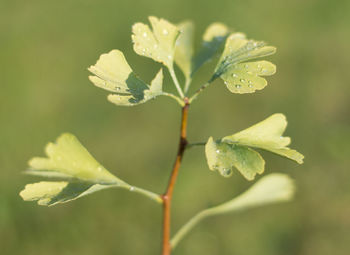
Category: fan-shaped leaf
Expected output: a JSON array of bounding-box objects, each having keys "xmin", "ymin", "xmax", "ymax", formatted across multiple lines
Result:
[
  {"xmin": 222, "ymin": 113, "xmax": 304, "ymax": 164},
  {"xmin": 21, "ymin": 134, "xmax": 162, "ymax": 206},
  {"xmin": 192, "ymin": 23, "xmax": 229, "ymax": 75},
  {"xmin": 19, "ymin": 181, "xmax": 113, "ymax": 206},
  {"xmin": 206, "ymin": 173, "xmax": 295, "ymax": 214},
  {"xmin": 174, "ymin": 21, "xmax": 194, "ymax": 79},
  {"xmin": 205, "ymin": 137, "xmax": 265, "ymax": 180},
  {"xmin": 170, "ymin": 174, "xmax": 295, "ymax": 249},
  {"xmin": 88, "ymin": 50, "xmax": 164, "ymax": 106},
  {"xmin": 20, "ymin": 133, "xmax": 127, "ymax": 206},
  {"xmin": 214, "ymin": 33, "xmax": 276, "ymax": 93},
  {"xmin": 28, "ymin": 133, "xmax": 122, "ymax": 184},
  {"xmin": 132, "ymin": 16, "xmax": 179, "ymax": 68}
]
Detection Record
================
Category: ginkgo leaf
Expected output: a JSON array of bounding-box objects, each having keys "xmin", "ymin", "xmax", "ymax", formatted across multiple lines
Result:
[
  {"xmin": 171, "ymin": 173, "xmax": 295, "ymax": 249},
  {"xmin": 88, "ymin": 50, "xmax": 164, "ymax": 106},
  {"xmin": 19, "ymin": 181, "xmax": 113, "ymax": 206},
  {"xmin": 27, "ymin": 133, "xmax": 123, "ymax": 184},
  {"xmin": 174, "ymin": 21, "xmax": 194, "ymax": 79},
  {"xmin": 108, "ymin": 68, "xmax": 164, "ymax": 106},
  {"xmin": 222, "ymin": 113, "xmax": 304, "ymax": 164},
  {"xmin": 207, "ymin": 173, "xmax": 295, "ymax": 214},
  {"xmin": 192, "ymin": 23, "xmax": 229, "ymax": 75},
  {"xmin": 132, "ymin": 16, "xmax": 179, "ymax": 68},
  {"xmin": 214, "ymin": 33, "xmax": 276, "ymax": 94},
  {"xmin": 205, "ymin": 137, "xmax": 265, "ymax": 180}
]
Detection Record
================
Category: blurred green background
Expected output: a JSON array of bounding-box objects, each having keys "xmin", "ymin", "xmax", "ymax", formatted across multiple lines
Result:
[{"xmin": 1, "ymin": 0, "xmax": 349, "ymax": 254}]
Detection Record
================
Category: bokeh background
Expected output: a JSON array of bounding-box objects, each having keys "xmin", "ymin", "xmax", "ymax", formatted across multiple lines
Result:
[{"xmin": 1, "ymin": 0, "xmax": 349, "ymax": 254}]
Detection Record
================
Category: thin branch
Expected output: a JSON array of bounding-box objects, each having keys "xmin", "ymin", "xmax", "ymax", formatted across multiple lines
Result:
[
  {"xmin": 188, "ymin": 76, "xmax": 217, "ymax": 103},
  {"xmin": 169, "ymin": 67, "xmax": 185, "ymax": 98},
  {"xmin": 161, "ymin": 98, "xmax": 190, "ymax": 255},
  {"xmin": 188, "ymin": 82, "xmax": 210, "ymax": 103},
  {"xmin": 117, "ymin": 183, "xmax": 163, "ymax": 204},
  {"xmin": 183, "ymin": 77, "xmax": 192, "ymax": 95},
  {"xmin": 186, "ymin": 142, "xmax": 206, "ymax": 149},
  {"xmin": 170, "ymin": 209, "xmax": 212, "ymax": 249},
  {"xmin": 161, "ymin": 92, "xmax": 185, "ymax": 106}
]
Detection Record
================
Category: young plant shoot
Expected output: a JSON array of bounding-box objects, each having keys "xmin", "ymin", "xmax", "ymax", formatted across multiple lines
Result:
[{"xmin": 20, "ymin": 16, "xmax": 304, "ymax": 255}]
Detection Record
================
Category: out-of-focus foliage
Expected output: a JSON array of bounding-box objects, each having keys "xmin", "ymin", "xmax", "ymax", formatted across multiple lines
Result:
[{"xmin": 1, "ymin": 0, "xmax": 349, "ymax": 255}]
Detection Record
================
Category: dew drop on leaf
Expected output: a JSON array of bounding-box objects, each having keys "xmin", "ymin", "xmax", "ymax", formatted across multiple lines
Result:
[{"xmin": 223, "ymin": 168, "xmax": 232, "ymax": 176}]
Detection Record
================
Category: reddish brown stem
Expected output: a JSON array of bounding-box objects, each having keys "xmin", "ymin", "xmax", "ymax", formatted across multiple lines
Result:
[{"xmin": 161, "ymin": 98, "xmax": 190, "ymax": 255}]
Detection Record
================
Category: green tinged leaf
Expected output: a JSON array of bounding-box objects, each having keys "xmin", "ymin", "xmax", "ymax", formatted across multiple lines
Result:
[
  {"xmin": 19, "ymin": 181, "xmax": 113, "ymax": 206},
  {"xmin": 205, "ymin": 114, "xmax": 304, "ymax": 180},
  {"xmin": 132, "ymin": 16, "xmax": 179, "ymax": 68},
  {"xmin": 222, "ymin": 113, "xmax": 304, "ymax": 164},
  {"xmin": 28, "ymin": 133, "xmax": 121, "ymax": 183},
  {"xmin": 20, "ymin": 133, "xmax": 127, "ymax": 206},
  {"xmin": 192, "ymin": 23, "xmax": 229, "ymax": 75},
  {"xmin": 170, "ymin": 173, "xmax": 295, "ymax": 249},
  {"xmin": 174, "ymin": 21, "xmax": 194, "ymax": 79},
  {"xmin": 205, "ymin": 137, "xmax": 265, "ymax": 180},
  {"xmin": 88, "ymin": 50, "xmax": 164, "ymax": 106},
  {"xmin": 214, "ymin": 33, "xmax": 276, "ymax": 93},
  {"xmin": 205, "ymin": 173, "xmax": 295, "ymax": 214}
]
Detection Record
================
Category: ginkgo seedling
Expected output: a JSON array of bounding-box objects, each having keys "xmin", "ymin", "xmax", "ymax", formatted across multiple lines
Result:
[{"xmin": 20, "ymin": 16, "xmax": 304, "ymax": 255}]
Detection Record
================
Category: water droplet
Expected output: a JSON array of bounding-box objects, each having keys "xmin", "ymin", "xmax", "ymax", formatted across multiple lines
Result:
[
  {"xmin": 116, "ymin": 87, "xmax": 121, "ymax": 91},
  {"xmin": 235, "ymin": 84, "xmax": 241, "ymax": 89},
  {"xmin": 97, "ymin": 166, "xmax": 103, "ymax": 172},
  {"xmin": 248, "ymin": 84, "xmax": 253, "ymax": 88},
  {"xmin": 223, "ymin": 168, "xmax": 232, "ymax": 176},
  {"xmin": 216, "ymin": 149, "xmax": 220, "ymax": 154},
  {"xmin": 153, "ymin": 44, "xmax": 158, "ymax": 49},
  {"xmin": 239, "ymin": 78, "xmax": 245, "ymax": 83},
  {"xmin": 143, "ymin": 32, "xmax": 148, "ymax": 38},
  {"xmin": 224, "ymin": 81, "xmax": 228, "ymax": 85},
  {"xmin": 162, "ymin": 29, "xmax": 169, "ymax": 35},
  {"xmin": 129, "ymin": 186, "xmax": 135, "ymax": 191},
  {"xmin": 167, "ymin": 55, "xmax": 172, "ymax": 59},
  {"xmin": 232, "ymin": 73, "xmax": 238, "ymax": 78},
  {"xmin": 257, "ymin": 64, "xmax": 262, "ymax": 69}
]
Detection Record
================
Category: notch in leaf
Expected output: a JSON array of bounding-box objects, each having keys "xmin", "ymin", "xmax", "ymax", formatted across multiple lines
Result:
[
  {"xmin": 205, "ymin": 114, "xmax": 304, "ymax": 180},
  {"xmin": 213, "ymin": 33, "xmax": 276, "ymax": 94},
  {"xmin": 20, "ymin": 133, "xmax": 126, "ymax": 206},
  {"xmin": 132, "ymin": 16, "xmax": 180, "ymax": 69},
  {"xmin": 88, "ymin": 50, "xmax": 164, "ymax": 106}
]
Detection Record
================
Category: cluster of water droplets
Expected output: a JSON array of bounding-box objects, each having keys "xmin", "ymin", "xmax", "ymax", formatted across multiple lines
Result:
[{"xmin": 213, "ymin": 147, "xmax": 233, "ymax": 177}]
